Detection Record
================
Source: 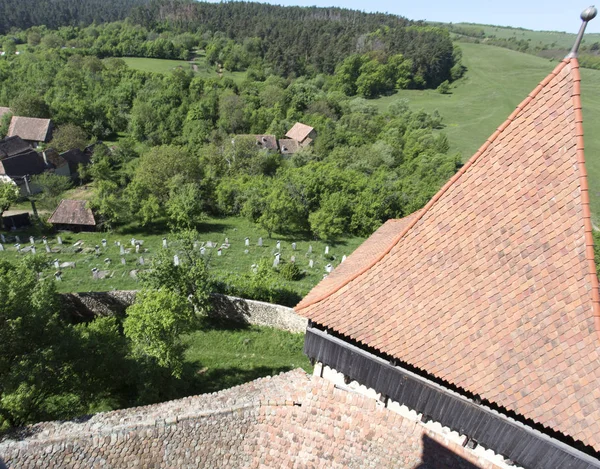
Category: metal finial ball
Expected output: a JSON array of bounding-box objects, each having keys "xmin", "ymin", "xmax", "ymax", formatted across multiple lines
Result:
[{"xmin": 581, "ymin": 6, "xmax": 597, "ymax": 21}]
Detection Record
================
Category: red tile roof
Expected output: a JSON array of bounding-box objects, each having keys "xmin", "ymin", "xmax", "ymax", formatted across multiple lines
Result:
[
  {"xmin": 48, "ymin": 199, "xmax": 96, "ymax": 226},
  {"xmin": 285, "ymin": 122, "xmax": 314, "ymax": 142},
  {"xmin": 296, "ymin": 58, "xmax": 600, "ymax": 451}
]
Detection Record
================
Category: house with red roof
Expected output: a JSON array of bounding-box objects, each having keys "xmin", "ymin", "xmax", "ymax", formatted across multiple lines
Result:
[{"xmin": 296, "ymin": 8, "xmax": 600, "ymax": 469}]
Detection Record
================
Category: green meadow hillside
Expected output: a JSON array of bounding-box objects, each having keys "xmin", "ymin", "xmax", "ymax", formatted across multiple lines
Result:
[{"xmin": 374, "ymin": 42, "xmax": 600, "ymax": 220}]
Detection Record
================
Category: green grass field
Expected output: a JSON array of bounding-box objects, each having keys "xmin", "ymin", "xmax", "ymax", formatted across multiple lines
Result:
[
  {"xmin": 182, "ymin": 317, "xmax": 311, "ymax": 394},
  {"xmin": 120, "ymin": 54, "xmax": 246, "ymax": 83},
  {"xmin": 0, "ymin": 216, "xmax": 364, "ymax": 298},
  {"xmin": 373, "ymin": 42, "xmax": 600, "ymax": 220},
  {"xmin": 451, "ymin": 22, "xmax": 600, "ymax": 50}
]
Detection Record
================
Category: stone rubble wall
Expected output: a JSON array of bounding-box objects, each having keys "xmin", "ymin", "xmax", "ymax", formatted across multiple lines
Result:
[
  {"xmin": 1, "ymin": 370, "xmax": 505, "ymax": 469},
  {"xmin": 59, "ymin": 291, "xmax": 307, "ymax": 333}
]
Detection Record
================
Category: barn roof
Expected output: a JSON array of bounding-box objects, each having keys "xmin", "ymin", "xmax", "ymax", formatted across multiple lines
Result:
[
  {"xmin": 48, "ymin": 199, "xmax": 96, "ymax": 226},
  {"xmin": 0, "ymin": 136, "xmax": 31, "ymax": 158},
  {"xmin": 7, "ymin": 116, "xmax": 52, "ymax": 142},
  {"xmin": 296, "ymin": 57, "xmax": 600, "ymax": 451}
]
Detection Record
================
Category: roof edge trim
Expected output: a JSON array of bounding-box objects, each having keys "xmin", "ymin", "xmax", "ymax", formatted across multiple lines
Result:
[
  {"xmin": 295, "ymin": 58, "xmax": 572, "ymax": 313},
  {"xmin": 570, "ymin": 58, "xmax": 600, "ymax": 338}
]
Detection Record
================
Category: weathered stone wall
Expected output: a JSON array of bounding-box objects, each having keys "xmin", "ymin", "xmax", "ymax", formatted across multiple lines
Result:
[
  {"xmin": 59, "ymin": 291, "xmax": 307, "ymax": 332},
  {"xmin": 209, "ymin": 294, "xmax": 307, "ymax": 332},
  {"xmin": 0, "ymin": 370, "xmax": 506, "ymax": 469}
]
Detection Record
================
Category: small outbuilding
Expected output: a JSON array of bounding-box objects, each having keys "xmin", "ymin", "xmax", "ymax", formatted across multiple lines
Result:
[{"xmin": 48, "ymin": 199, "xmax": 96, "ymax": 232}]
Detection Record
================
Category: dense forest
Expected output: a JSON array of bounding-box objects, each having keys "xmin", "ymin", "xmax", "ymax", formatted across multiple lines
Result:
[{"xmin": 0, "ymin": 0, "xmax": 151, "ymax": 35}]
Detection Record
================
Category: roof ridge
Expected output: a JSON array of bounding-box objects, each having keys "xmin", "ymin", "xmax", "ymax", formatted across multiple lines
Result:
[
  {"xmin": 570, "ymin": 58, "xmax": 600, "ymax": 338},
  {"xmin": 295, "ymin": 58, "xmax": 573, "ymax": 313}
]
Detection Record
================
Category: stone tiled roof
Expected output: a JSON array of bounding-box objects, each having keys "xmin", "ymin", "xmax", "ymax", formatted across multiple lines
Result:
[
  {"xmin": 48, "ymin": 199, "xmax": 96, "ymax": 226},
  {"xmin": 0, "ymin": 370, "xmax": 505, "ymax": 468},
  {"xmin": 0, "ymin": 150, "xmax": 46, "ymax": 177},
  {"xmin": 7, "ymin": 116, "xmax": 52, "ymax": 142},
  {"xmin": 0, "ymin": 136, "xmax": 31, "ymax": 159},
  {"xmin": 285, "ymin": 122, "xmax": 314, "ymax": 142},
  {"xmin": 296, "ymin": 58, "xmax": 600, "ymax": 450},
  {"xmin": 278, "ymin": 138, "xmax": 300, "ymax": 155}
]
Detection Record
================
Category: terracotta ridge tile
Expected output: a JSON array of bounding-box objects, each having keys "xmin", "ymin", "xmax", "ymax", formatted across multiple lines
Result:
[
  {"xmin": 295, "ymin": 59, "xmax": 572, "ymax": 314},
  {"xmin": 570, "ymin": 58, "xmax": 600, "ymax": 337}
]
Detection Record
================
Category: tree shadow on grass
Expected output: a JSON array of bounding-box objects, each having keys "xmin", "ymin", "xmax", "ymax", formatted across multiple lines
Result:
[{"xmin": 176, "ymin": 363, "xmax": 298, "ymax": 397}]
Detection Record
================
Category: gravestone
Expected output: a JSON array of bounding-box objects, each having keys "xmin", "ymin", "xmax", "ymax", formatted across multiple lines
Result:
[
  {"xmin": 57, "ymin": 236, "xmax": 62, "ymax": 245},
  {"xmin": 135, "ymin": 244, "xmax": 140, "ymax": 253},
  {"xmin": 200, "ymin": 247, "xmax": 205, "ymax": 255},
  {"xmin": 173, "ymin": 255, "xmax": 180, "ymax": 266},
  {"xmin": 308, "ymin": 245, "xmax": 312, "ymax": 254},
  {"xmin": 92, "ymin": 268, "xmax": 99, "ymax": 280},
  {"xmin": 225, "ymin": 237, "xmax": 229, "ymax": 244},
  {"xmin": 104, "ymin": 258, "xmax": 111, "ymax": 264},
  {"xmin": 276, "ymin": 241, "xmax": 281, "ymax": 250},
  {"xmin": 117, "ymin": 241, "xmax": 121, "ymax": 246},
  {"xmin": 45, "ymin": 245, "xmax": 51, "ymax": 253},
  {"xmin": 292, "ymin": 243, "xmax": 296, "ymax": 251},
  {"xmin": 15, "ymin": 244, "xmax": 20, "ymax": 253},
  {"xmin": 245, "ymin": 237, "xmax": 250, "ymax": 246},
  {"xmin": 29, "ymin": 236, "xmax": 35, "ymax": 245},
  {"xmin": 206, "ymin": 241, "xmax": 213, "ymax": 248},
  {"xmin": 42, "ymin": 237, "xmax": 47, "ymax": 245},
  {"xmin": 162, "ymin": 237, "xmax": 168, "ymax": 248},
  {"xmin": 325, "ymin": 246, "xmax": 329, "ymax": 254},
  {"xmin": 309, "ymin": 259, "xmax": 314, "ymax": 268},
  {"xmin": 273, "ymin": 253, "xmax": 280, "ymax": 268},
  {"xmin": 139, "ymin": 257, "xmax": 144, "ymax": 266},
  {"xmin": 325, "ymin": 263, "xmax": 333, "ymax": 273},
  {"xmin": 54, "ymin": 271, "xmax": 62, "ymax": 281},
  {"xmin": 193, "ymin": 242, "xmax": 198, "ymax": 249},
  {"xmin": 217, "ymin": 248, "xmax": 222, "ymax": 256},
  {"xmin": 120, "ymin": 245, "xmax": 125, "ymax": 255},
  {"xmin": 258, "ymin": 237, "xmax": 263, "ymax": 247},
  {"xmin": 0, "ymin": 243, "xmax": 3, "ymax": 252},
  {"xmin": 61, "ymin": 262, "xmax": 76, "ymax": 269},
  {"xmin": 131, "ymin": 238, "xmax": 136, "ymax": 246},
  {"xmin": 95, "ymin": 245, "xmax": 100, "ymax": 255},
  {"xmin": 121, "ymin": 258, "xmax": 126, "ymax": 265},
  {"xmin": 291, "ymin": 255, "xmax": 295, "ymax": 263},
  {"xmin": 0, "ymin": 234, "xmax": 5, "ymax": 243},
  {"xmin": 102, "ymin": 239, "xmax": 107, "ymax": 248},
  {"xmin": 342, "ymin": 255, "xmax": 347, "ymax": 262},
  {"xmin": 15, "ymin": 235, "xmax": 20, "ymax": 243},
  {"xmin": 54, "ymin": 259, "xmax": 60, "ymax": 269},
  {"xmin": 31, "ymin": 246, "xmax": 36, "ymax": 255}
]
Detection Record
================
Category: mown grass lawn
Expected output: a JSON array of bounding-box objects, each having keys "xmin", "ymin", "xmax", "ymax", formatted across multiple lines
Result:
[
  {"xmin": 0, "ymin": 216, "xmax": 365, "ymax": 300},
  {"xmin": 373, "ymin": 42, "xmax": 600, "ymax": 221},
  {"xmin": 181, "ymin": 317, "xmax": 311, "ymax": 394},
  {"xmin": 119, "ymin": 54, "xmax": 246, "ymax": 83}
]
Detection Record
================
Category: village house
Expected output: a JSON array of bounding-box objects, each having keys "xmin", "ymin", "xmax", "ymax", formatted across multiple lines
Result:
[
  {"xmin": 6, "ymin": 116, "xmax": 53, "ymax": 148},
  {"xmin": 285, "ymin": 122, "xmax": 316, "ymax": 147},
  {"xmin": 295, "ymin": 9, "xmax": 600, "ymax": 469},
  {"xmin": 0, "ymin": 140, "xmax": 70, "ymax": 195},
  {"xmin": 48, "ymin": 199, "xmax": 96, "ymax": 232},
  {"xmin": 60, "ymin": 144, "xmax": 94, "ymax": 181}
]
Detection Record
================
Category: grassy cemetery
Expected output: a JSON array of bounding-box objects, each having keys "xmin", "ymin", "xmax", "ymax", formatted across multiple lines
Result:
[{"xmin": 0, "ymin": 216, "xmax": 364, "ymax": 302}]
